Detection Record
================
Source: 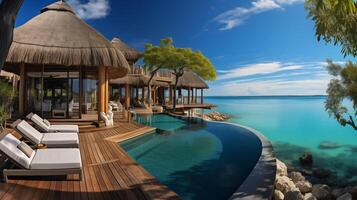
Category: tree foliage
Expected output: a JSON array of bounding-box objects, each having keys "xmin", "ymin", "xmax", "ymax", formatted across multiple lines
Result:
[
  {"xmin": 0, "ymin": 79, "xmax": 17, "ymax": 130},
  {"xmin": 143, "ymin": 38, "xmax": 216, "ymax": 110},
  {"xmin": 325, "ymin": 60, "xmax": 357, "ymax": 130},
  {"xmin": 305, "ymin": 0, "xmax": 357, "ymax": 57}
]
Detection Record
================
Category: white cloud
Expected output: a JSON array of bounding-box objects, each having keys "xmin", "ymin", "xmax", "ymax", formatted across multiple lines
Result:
[
  {"xmin": 67, "ymin": 0, "xmax": 110, "ymax": 20},
  {"xmin": 218, "ymin": 62, "xmax": 304, "ymax": 80},
  {"xmin": 214, "ymin": 0, "xmax": 304, "ymax": 30},
  {"xmin": 207, "ymin": 78, "xmax": 330, "ymax": 96}
]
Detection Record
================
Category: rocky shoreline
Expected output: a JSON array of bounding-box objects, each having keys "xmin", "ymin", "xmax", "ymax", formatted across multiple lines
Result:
[
  {"xmin": 274, "ymin": 159, "xmax": 357, "ymax": 200},
  {"xmin": 202, "ymin": 111, "xmax": 230, "ymax": 121}
]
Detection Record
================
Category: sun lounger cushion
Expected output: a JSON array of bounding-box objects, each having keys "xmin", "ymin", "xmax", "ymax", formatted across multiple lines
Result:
[
  {"xmin": 17, "ymin": 120, "xmax": 43, "ymax": 144},
  {"xmin": 31, "ymin": 114, "xmax": 50, "ymax": 132},
  {"xmin": 30, "ymin": 148, "xmax": 82, "ymax": 169},
  {"xmin": 0, "ymin": 134, "xmax": 35, "ymax": 169},
  {"xmin": 48, "ymin": 125, "xmax": 79, "ymax": 133},
  {"xmin": 17, "ymin": 142, "xmax": 34, "ymax": 158},
  {"xmin": 41, "ymin": 133, "xmax": 78, "ymax": 145}
]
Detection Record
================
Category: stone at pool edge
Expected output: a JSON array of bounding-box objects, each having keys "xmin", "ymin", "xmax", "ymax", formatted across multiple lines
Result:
[
  {"xmin": 336, "ymin": 193, "xmax": 352, "ymax": 200},
  {"xmin": 299, "ymin": 153, "xmax": 313, "ymax": 165}
]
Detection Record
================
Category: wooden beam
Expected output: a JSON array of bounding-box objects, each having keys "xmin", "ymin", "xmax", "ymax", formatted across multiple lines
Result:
[
  {"xmin": 18, "ymin": 63, "xmax": 25, "ymax": 116},
  {"xmin": 98, "ymin": 65, "xmax": 106, "ymax": 117},
  {"xmin": 125, "ymin": 84, "xmax": 130, "ymax": 110},
  {"xmin": 201, "ymin": 89, "xmax": 204, "ymax": 104},
  {"xmin": 187, "ymin": 87, "xmax": 191, "ymax": 104},
  {"xmin": 105, "ymin": 67, "xmax": 109, "ymax": 113}
]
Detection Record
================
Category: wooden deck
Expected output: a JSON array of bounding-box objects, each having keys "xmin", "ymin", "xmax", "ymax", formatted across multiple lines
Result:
[
  {"xmin": 0, "ymin": 121, "xmax": 181, "ymax": 200},
  {"xmin": 165, "ymin": 103, "xmax": 216, "ymax": 110}
]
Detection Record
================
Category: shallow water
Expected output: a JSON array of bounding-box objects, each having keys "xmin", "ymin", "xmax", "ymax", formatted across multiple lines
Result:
[
  {"xmin": 121, "ymin": 115, "xmax": 262, "ymax": 200},
  {"xmin": 206, "ymin": 96, "xmax": 357, "ymax": 184}
]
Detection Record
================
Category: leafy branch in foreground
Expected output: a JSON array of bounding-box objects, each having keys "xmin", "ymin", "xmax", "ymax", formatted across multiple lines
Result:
[{"xmin": 325, "ymin": 60, "xmax": 357, "ymax": 130}]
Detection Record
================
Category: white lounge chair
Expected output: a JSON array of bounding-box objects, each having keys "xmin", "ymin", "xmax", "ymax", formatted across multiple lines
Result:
[
  {"xmin": 11, "ymin": 120, "xmax": 79, "ymax": 148},
  {"xmin": 0, "ymin": 134, "xmax": 82, "ymax": 182},
  {"xmin": 26, "ymin": 113, "xmax": 79, "ymax": 133}
]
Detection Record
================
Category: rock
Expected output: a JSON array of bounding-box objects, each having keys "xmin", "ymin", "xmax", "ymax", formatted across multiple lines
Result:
[
  {"xmin": 336, "ymin": 193, "xmax": 352, "ymax": 200},
  {"xmin": 296, "ymin": 181, "xmax": 312, "ymax": 194},
  {"xmin": 299, "ymin": 153, "xmax": 313, "ymax": 165},
  {"xmin": 313, "ymin": 168, "xmax": 331, "ymax": 179},
  {"xmin": 311, "ymin": 184, "xmax": 331, "ymax": 200},
  {"xmin": 290, "ymin": 172, "xmax": 305, "ymax": 183},
  {"xmin": 318, "ymin": 141, "xmax": 343, "ymax": 149},
  {"xmin": 304, "ymin": 193, "xmax": 317, "ymax": 200},
  {"xmin": 284, "ymin": 191, "xmax": 304, "ymax": 200},
  {"xmin": 275, "ymin": 189, "xmax": 285, "ymax": 200},
  {"xmin": 331, "ymin": 188, "xmax": 344, "ymax": 199},
  {"xmin": 276, "ymin": 176, "xmax": 298, "ymax": 194},
  {"xmin": 346, "ymin": 186, "xmax": 357, "ymax": 199},
  {"xmin": 277, "ymin": 159, "xmax": 288, "ymax": 176}
]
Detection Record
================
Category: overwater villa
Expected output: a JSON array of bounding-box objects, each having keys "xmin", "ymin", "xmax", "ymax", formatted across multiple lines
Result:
[{"xmin": 0, "ymin": 1, "xmax": 278, "ymax": 200}]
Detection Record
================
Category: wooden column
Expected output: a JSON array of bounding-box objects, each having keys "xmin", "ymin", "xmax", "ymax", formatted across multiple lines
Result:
[
  {"xmin": 105, "ymin": 67, "xmax": 109, "ymax": 113},
  {"xmin": 169, "ymin": 86, "xmax": 173, "ymax": 104},
  {"xmin": 201, "ymin": 89, "xmax": 204, "ymax": 104},
  {"xmin": 79, "ymin": 66, "xmax": 83, "ymax": 118},
  {"xmin": 98, "ymin": 65, "xmax": 106, "ymax": 117},
  {"xmin": 195, "ymin": 88, "xmax": 198, "ymax": 103},
  {"xmin": 187, "ymin": 87, "xmax": 191, "ymax": 104},
  {"xmin": 18, "ymin": 63, "xmax": 25, "ymax": 116},
  {"xmin": 141, "ymin": 87, "xmax": 145, "ymax": 102},
  {"xmin": 125, "ymin": 84, "xmax": 130, "ymax": 110}
]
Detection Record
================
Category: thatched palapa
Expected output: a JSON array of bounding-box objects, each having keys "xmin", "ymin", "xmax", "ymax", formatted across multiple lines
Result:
[
  {"xmin": 5, "ymin": 1, "xmax": 129, "ymax": 78},
  {"xmin": 173, "ymin": 70, "xmax": 208, "ymax": 89},
  {"xmin": 111, "ymin": 74, "xmax": 169, "ymax": 87},
  {"xmin": 111, "ymin": 38, "xmax": 141, "ymax": 63}
]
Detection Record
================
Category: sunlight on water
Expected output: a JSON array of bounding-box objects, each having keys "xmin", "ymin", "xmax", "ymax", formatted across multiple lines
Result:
[{"xmin": 206, "ymin": 96, "xmax": 357, "ymax": 184}]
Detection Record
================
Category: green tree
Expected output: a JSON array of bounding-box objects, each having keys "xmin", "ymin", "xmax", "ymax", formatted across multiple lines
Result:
[
  {"xmin": 0, "ymin": 79, "xmax": 17, "ymax": 130},
  {"xmin": 306, "ymin": 0, "xmax": 357, "ymax": 131},
  {"xmin": 142, "ymin": 38, "xmax": 174, "ymax": 106}
]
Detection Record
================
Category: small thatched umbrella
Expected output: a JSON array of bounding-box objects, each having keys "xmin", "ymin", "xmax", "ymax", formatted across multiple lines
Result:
[
  {"xmin": 173, "ymin": 70, "xmax": 209, "ymax": 89},
  {"xmin": 111, "ymin": 37, "xmax": 141, "ymax": 63},
  {"xmin": 4, "ymin": 1, "xmax": 129, "ymax": 78}
]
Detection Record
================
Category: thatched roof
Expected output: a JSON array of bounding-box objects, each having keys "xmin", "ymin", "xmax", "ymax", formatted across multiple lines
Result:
[
  {"xmin": 110, "ymin": 74, "xmax": 169, "ymax": 87},
  {"xmin": 4, "ymin": 1, "xmax": 129, "ymax": 78},
  {"xmin": 111, "ymin": 38, "xmax": 141, "ymax": 62},
  {"xmin": 173, "ymin": 71, "xmax": 209, "ymax": 89}
]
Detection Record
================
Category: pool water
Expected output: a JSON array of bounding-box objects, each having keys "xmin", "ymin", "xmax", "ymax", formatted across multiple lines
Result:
[
  {"xmin": 120, "ymin": 114, "xmax": 262, "ymax": 200},
  {"xmin": 206, "ymin": 96, "xmax": 357, "ymax": 185}
]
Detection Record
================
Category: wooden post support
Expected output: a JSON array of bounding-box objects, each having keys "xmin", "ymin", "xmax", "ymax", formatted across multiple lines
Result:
[
  {"xmin": 105, "ymin": 67, "xmax": 109, "ymax": 113},
  {"xmin": 201, "ymin": 89, "xmax": 204, "ymax": 104},
  {"xmin": 195, "ymin": 88, "xmax": 198, "ymax": 103},
  {"xmin": 98, "ymin": 65, "xmax": 106, "ymax": 118},
  {"xmin": 141, "ymin": 87, "xmax": 145, "ymax": 102},
  {"xmin": 187, "ymin": 87, "xmax": 191, "ymax": 105},
  {"xmin": 169, "ymin": 86, "xmax": 173, "ymax": 104},
  {"xmin": 125, "ymin": 84, "xmax": 130, "ymax": 110},
  {"xmin": 18, "ymin": 63, "xmax": 25, "ymax": 116}
]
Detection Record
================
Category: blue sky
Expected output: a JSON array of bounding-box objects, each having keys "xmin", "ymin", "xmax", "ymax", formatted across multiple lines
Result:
[{"xmin": 16, "ymin": 0, "xmax": 352, "ymax": 96}]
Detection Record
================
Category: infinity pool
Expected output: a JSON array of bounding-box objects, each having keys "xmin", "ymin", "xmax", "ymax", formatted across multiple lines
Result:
[{"xmin": 120, "ymin": 114, "xmax": 262, "ymax": 200}]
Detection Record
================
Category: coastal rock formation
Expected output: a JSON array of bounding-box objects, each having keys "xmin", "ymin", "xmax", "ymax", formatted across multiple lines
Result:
[
  {"xmin": 290, "ymin": 172, "xmax": 305, "ymax": 183},
  {"xmin": 275, "ymin": 190, "xmax": 285, "ymax": 200},
  {"xmin": 336, "ymin": 193, "xmax": 352, "ymax": 200},
  {"xmin": 276, "ymin": 176, "xmax": 298, "ymax": 194},
  {"xmin": 284, "ymin": 191, "xmax": 304, "ymax": 200},
  {"xmin": 304, "ymin": 193, "xmax": 317, "ymax": 200},
  {"xmin": 311, "ymin": 184, "xmax": 331, "ymax": 199},
  {"xmin": 296, "ymin": 181, "xmax": 312, "ymax": 194},
  {"xmin": 277, "ymin": 159, "xmax": 288, "ymax": 176},
  {"xmin": 202, "ymin": 111, "xmax": 230, "ymax": 121},
  {"xmin": 299, "ymin": 153, "xmax": 313, "ymax": 165}
]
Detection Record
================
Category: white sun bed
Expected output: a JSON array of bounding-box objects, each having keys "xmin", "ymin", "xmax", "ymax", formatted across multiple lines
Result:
[
  {"xmin": 0, "ymin": 134, "xmax": 82, "ymax": 182},
  {"xmin": 11, "ymin": 120, "xmax": 79, "ymax": 148},
  {"xmin": 26, "ymin": 113, "xmax": 79, "ymax": 133}
]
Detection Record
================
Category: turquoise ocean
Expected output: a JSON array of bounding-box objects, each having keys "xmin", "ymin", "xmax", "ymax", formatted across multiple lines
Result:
[{"xmin": 205, "ymin": 96, "xmax": 357, "ymax": 185}]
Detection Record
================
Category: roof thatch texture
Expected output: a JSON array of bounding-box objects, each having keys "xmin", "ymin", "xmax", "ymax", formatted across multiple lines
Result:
[
  {"xmin": 173, "ymin": 71, "xmax": 209, "ymax": 89},
  {"xmin": 4, "ymin": 1, "xmax": 129, "ymax": 78},
  {"xmin": 111, "ymin": 74, "xmax": 169, "ymax": 87},
  {"xmin": 111, "ymin": 38, "xmax": 141, "ymax": 62}
]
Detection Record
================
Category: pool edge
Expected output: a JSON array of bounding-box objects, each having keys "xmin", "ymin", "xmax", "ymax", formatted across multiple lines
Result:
[{"xmin": 166, "ymin": 113, "xmax": 276, "ymax": 200}]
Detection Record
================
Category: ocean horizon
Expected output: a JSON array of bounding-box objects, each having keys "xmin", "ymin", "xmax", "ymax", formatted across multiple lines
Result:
[{"xmin": 205, "ymin": 95, "xmax": 357, "ymax": 185}]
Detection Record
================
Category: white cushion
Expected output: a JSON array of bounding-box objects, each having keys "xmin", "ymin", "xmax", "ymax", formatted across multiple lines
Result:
[
  {"xmin": 17, "ymin": 120, "xmax": 43, "ymax": 144},
  {"xmin": 31, "ymin": 114, "xmax": 50, "ymax": 132},
  {"xmin": 41, "ymin": 133, "xmax": 79, "ymax": 145},
  {"xmin": 49, "ymin": 125, "xmax": 79, "ymax": 133},
  {"xmin": 30, "ymin": 148, "xmax": 82, "ymax": 169},
  {"xmin": 0, "ymin": 134, "xmax": 35, "ymax": 169}
]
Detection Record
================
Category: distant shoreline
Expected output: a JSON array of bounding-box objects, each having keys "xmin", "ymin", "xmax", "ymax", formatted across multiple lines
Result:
[{"xmin": 205, "ymin": 95, "xmax": 327, "ymax": 98}]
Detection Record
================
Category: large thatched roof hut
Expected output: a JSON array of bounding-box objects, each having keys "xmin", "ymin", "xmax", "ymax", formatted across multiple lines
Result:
[
  {"xmin": 4, "ymin": 1, "xmax": 129, "ymax": 119},
  {"xmin": 111, "ymin": 38, "xmax": 141, "ymax": 64}
]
